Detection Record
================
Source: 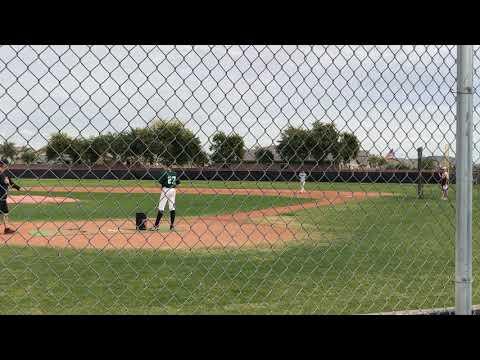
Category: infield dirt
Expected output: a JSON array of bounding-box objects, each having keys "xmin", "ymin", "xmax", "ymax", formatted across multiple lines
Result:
[{"xmin": 2, "ymin": 188, "xmax": 390, "ymax": 251}]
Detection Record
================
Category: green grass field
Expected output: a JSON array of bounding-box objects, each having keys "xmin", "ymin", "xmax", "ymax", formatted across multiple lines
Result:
[
  {"xmin": 1, "ymin": 179, "xmax": 479, "ymax": 314},
  {"xmin": 17, "ymin": 177, "xmax": 411, "ymax": 193},
  {"xmin": 9, "ymin": 191, "xmax": 312, "ymax": 222}
]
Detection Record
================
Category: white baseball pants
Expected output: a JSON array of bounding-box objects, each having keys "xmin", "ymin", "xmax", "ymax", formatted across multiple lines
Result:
[{"xmin": 158, "ymin": 188, "xmax": 176, "ymax": 211}]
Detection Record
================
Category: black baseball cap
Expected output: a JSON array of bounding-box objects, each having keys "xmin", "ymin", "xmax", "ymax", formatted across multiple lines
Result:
[{"xmin": 0, "ymin": 159, "xmax": 9, "ymax": 166}]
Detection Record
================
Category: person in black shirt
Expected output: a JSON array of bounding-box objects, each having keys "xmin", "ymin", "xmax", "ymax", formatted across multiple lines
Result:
[{"xmin": 0, "ymin": 159, "xmax": 21, "ymax": 234}]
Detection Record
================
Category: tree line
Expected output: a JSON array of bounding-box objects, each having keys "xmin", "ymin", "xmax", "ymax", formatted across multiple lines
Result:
[
  {"xmin": 0, "ymin": 141, "xmax": 37, "ymax": 164},
  {"xmin": 276, "ymin": 121, "xmax": 360, "ymax": 165},
  {"xmin": 45, "ymin": 119, "xmax": 209, "ymax": 166},
  {"xmin": 1, "ymin": 118, "xmax": 362, "ymax": 167},
  {"xmin": 367, "ymin": 155, "xmax": 438, "ymax": 170}
]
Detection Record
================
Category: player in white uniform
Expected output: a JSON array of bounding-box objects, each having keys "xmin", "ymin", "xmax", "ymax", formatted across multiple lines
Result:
[
  {"xmin": 153, "ymin": 167, "xmax": 180, "ymax": 231},
  {"xmin": 299, "ymin": 171, "xmax": 307, "ymax": 193}
]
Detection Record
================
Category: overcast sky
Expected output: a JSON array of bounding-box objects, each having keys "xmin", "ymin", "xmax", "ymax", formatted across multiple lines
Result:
[{"xmin": 1, "ymin": 45, "xmax": 478, "ymax": 161}]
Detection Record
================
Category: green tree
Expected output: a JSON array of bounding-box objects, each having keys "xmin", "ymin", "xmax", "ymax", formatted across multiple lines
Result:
[
  {"xmin": 101, "ymin": 130, "xmax": 144, "ymax": 165},
  {"xmin": 254, "ymin": 148, "xmax": 275, "ymax": 164},
  {"xmin": 44, "ymin": 120, "xmax": 208, "ymax": 167},
  {"xmin": 368, "ymin": 155, "xmax": 387, "ymax": 168},
  {"xmin": 209, "ymin": 132, "xmax": 245, "ymax": 164},
  {"xmin": 67, "ymin": 138, "xmax": 95, "ymax": 165},
  {"xmin": 310, "ymin": 121, "xmax": 340, "ymax": 163},
  {"xmin": 76, "ymin": 137, "xmax": 111, "ymax": 165},
  {"xmin": 191, "ymin": 149, "xmax": 209, "ymax": 166},
  {"xmin": 110, "ymin": 132, "xmax": 135, "ymax": 164},
  {"xmin": 277, "ymin": 122, "xmax": 360, "ymax": 166},
  {"xmin": 90, "ymin": 134, "xmax": 117, "ymax": 164},
  {"xmin": 148, "ymin": 119, "xmax": 205, "ymax": 166},
  {"xmin": 338, "ymin": 132, "xmax": 360, "ymax": 164},
  {"xmin": 47, "ymin": 133, "xmax": 97, "ymax": 165},
  {"xmin": 20, "ymin": 148, "xmax": 37, "ymax": 164},
  {"xmin": 378, "ymin": 157, "xmax": 387, "ymax": 167},
  {"xmin": 384, "ymin": 161, "xmax": 411, "ymax": 170},
  {"xmin": 396, "ymin": 161, "xmax": 411, "ymax": 170},
  {"xmin": 421, "ymin": 158, "xmax": 437, "ymax": 170},
  {"xmin": 277, "ymin": 127, "xmax": 312, "ymax": 164},
  {"xmin": 46, "ymin": 133, "xmax": 73, "ymax": 163},
  {"xmin": 127, "ymin": 128, "xmax": 152, "ymax": 165},
  {"xmin": 0, "ymin": 141, "xmax": 17, "ymax": 162}
]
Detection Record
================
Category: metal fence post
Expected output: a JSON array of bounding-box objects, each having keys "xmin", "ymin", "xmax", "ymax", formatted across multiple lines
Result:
[
  {"xmin": 455, "ymin": 45, "xmax": 474, "ymax": 315},
  {"xmin": 417, "ymin": 147, "xmax": 423, "ymax": 199}
]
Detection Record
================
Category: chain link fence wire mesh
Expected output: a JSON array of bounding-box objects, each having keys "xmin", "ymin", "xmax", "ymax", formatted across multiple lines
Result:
[{"xmin": 0, "ymin": 45, "xmax": 474, "ymax": 314}]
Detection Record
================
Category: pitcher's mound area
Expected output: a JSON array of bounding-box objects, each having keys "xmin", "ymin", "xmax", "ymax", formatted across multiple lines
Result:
[
  {"xmin": 8, "ymin": 195, "xmax": 79, "ymax": 204},
  {"xmin": 2, "ymin": 219, "xmax": 298, "ymax": 251}
]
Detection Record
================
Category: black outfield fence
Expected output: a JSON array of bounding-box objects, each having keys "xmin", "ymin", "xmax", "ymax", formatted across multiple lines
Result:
[{"xmin": 9, "ymin": 165, "xmax": 448, "ymax": 184}]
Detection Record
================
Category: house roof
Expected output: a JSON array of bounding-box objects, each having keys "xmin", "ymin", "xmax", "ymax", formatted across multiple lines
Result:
[{"xmin": 385, "ymin": 149, "xmax": 397, "ymax": 161}]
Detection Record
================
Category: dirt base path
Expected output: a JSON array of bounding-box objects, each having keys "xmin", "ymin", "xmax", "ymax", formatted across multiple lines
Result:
[
  {"xmin": 8, "ymin": 195, "xmax": 79, "ymax": 204},
  {"xmin": 1, "ymin": 189, "xmax": 390, "ymax": 251}
]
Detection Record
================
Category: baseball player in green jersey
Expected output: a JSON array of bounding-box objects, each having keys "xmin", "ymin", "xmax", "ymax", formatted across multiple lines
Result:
[{"xmin": 153, "ymin": 166, "xmax": 180, "ymax": 231}]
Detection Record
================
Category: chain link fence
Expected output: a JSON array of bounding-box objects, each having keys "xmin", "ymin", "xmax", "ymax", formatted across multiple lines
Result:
[{"xmin": 0, "ymin": 45, "xmax": 475, "ymax": 314}]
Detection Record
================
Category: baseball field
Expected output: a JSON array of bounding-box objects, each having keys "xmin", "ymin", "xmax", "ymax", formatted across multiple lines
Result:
[{"xmin": 0, "ymin": 179, "xmax": 478, "ymax": 314}]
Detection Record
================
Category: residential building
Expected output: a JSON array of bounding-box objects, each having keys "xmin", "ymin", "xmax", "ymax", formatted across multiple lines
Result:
[{"xmin": 343, "ymin": 149, "xmax": 370, "ymax": 169}]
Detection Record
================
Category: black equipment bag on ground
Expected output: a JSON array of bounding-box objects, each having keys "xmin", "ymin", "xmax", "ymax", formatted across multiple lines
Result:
[{"xmin": 136, "ymin": 212, "xmax": 147, "ymax": 230}]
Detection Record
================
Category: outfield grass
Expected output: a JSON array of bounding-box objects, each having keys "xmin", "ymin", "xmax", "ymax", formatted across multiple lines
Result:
[
  {"xmin": 8, "ymin": 191, "xmax": 312, "ymax": 222},
  {"xmin": 16, "ymin": 177, "xmax": 421, "ymax": 193},
  {"xmin": 1, "ymin": 180, "xmax": 478, "ymax": 314}
]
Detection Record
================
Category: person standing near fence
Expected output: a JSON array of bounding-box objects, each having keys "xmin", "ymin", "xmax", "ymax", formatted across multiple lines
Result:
[
  {"xmin": 440, "ymin": 167, "xmax": 449, "ymax": 200},
  {"xmin": 299, "ymin": 170, "xmax": 307, "ymax": 193},
  {"xmin": 153, "ymin": 165, "xmax": 180, "ymax": 231},
  {"xmin": 0, "ymin": 159, "xmax": 21, "ymax": 235}
]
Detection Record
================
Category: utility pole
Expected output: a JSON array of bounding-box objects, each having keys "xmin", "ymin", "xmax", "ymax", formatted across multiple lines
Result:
[{"xmin": 417, "ymin": 147, "xmax": 423, "ymax": 199}]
